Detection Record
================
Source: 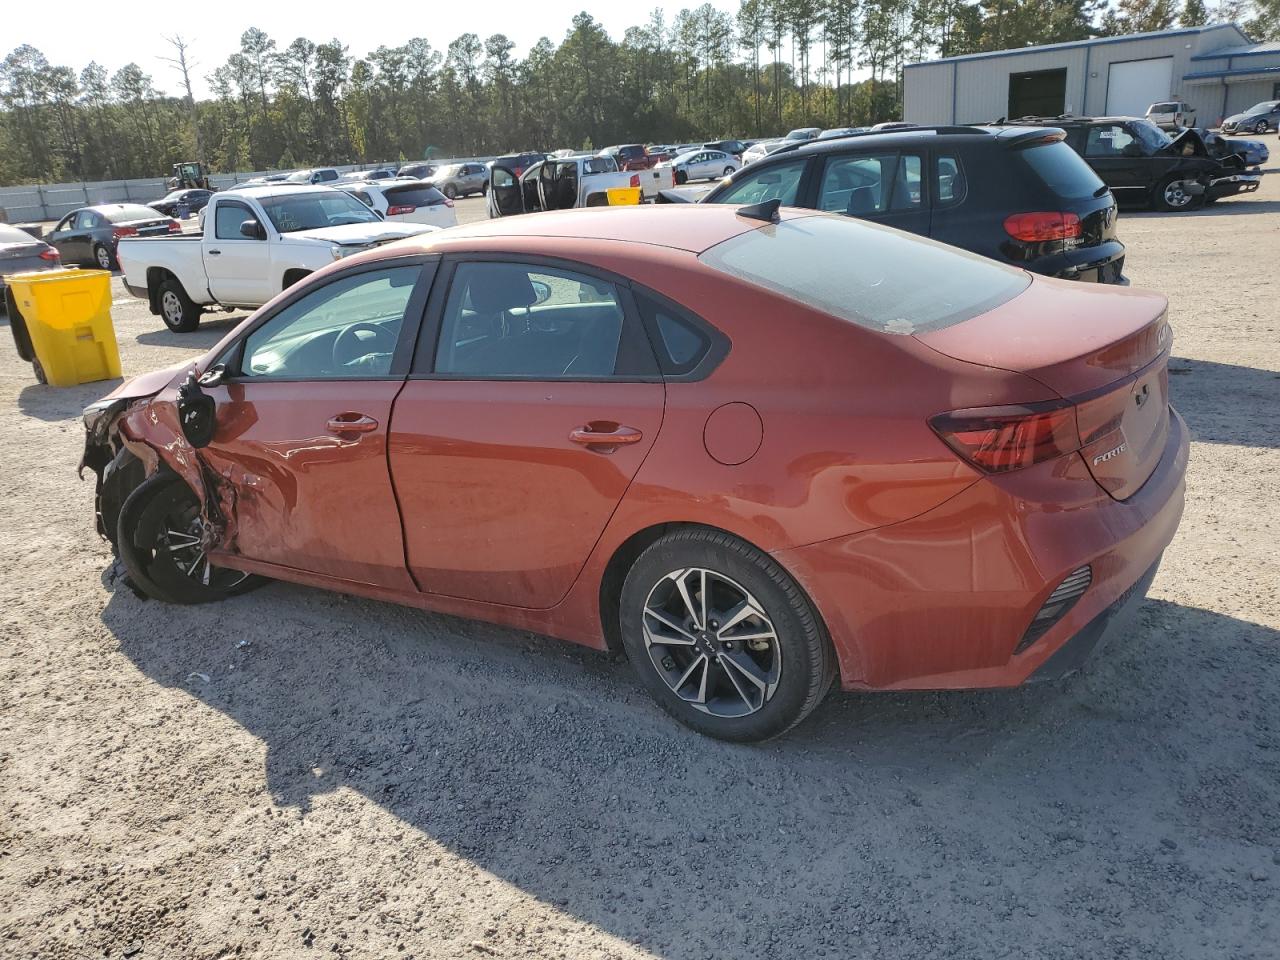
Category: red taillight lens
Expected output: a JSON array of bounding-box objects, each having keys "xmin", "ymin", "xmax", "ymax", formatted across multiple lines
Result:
[
  {"xmin": 112, "ymin": 225, "xmax": 138, "ymax": 239},
  {"xmin": 444, "ymin": 198, "xmax": 455, "ymax": 208},
  {"xmin": 167, "ymin": 220, "xmax": 182, "ymax": 232},
  {"xmin": 629, "ymin": 174, "xmax": 641, "ymax": 188},
  {"xmin": 1002, "ymin": 212, "xmax": 1082, "ymax": 242},
  {"xmin": 386, "ymin": 204, "xmax": 416, "ymax": 216},
  {"xmin": 929, "ymin": 403, "xmax": 1080, "ymax": 474},
  {"xmin": 39, "ymin": 248, "xmax": 60, "ymax": 262}
]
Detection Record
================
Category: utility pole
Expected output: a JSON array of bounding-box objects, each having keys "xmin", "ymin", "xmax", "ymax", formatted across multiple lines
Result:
[{"xmin": 160, "ymin": 35, "xmax": 206, "ymax": 168}]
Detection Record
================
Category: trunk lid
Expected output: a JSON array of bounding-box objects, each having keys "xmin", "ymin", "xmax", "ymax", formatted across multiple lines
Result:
[{"xmin": 917, "ymin": 277, "xmax": 1172, "ymax": 500}]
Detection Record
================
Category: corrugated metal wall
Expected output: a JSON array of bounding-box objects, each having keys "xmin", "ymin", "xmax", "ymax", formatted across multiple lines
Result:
[{"xmin": 903, "ymin": 62, "xmax": 955, "ymax": 125}]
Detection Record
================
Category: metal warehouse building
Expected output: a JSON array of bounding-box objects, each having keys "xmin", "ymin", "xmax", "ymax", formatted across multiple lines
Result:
[{"xmin": 904, "ymin": 24, "xmax": 1280, "ymax": 127}]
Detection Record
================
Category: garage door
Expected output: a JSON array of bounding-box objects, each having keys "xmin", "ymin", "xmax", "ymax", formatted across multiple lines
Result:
[{"xmin": 1106, "ymin": 58, "xmax": 1174, "ymax": 117}]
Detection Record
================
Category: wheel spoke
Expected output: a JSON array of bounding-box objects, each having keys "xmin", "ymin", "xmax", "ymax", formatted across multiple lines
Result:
[
  {"xmin": 672, "ymin": 571, "xmax": 703, "ymax": 631},
  {"xmin": 719, "ymin": 656, "xmax": 756, "ymax": 710},
  {"xmin": 698, "ymin": 569, "xmax": 708, "ymax": 632},
  {"xmin": 643, "ymin": 607, "xmax": 698, "ymax": 645},
  {"xmin": 201, "ymin": 558, "xmax": 211, "ymax": 586},
  {"xmin": 165, "ymin": 529, "xmax": 201, "ymax": 545},
  {"xmin": 671, "ymin": 653, "xmax": 707, "ymax": 698},
  {"xmin": 721, "ymin": 650, "xmax": 769, "ymax": 694},
  {"xmin": 714, "ymin": 598, "xmax": 764, "ymax": 637}
]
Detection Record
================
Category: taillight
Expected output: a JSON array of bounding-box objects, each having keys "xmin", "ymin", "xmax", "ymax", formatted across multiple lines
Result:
[
  {"xmin": 112, "ymin": 225, "xmax": 138, "ymax": 239},
  {"xmin": 1003, "ymin": 211, "xmax": 1081, "ymax": 242},
  {"xmin": 444, "ymin": 198, "xmax": 455, "ymax": 208},
  {"xmin": 629, "ymin": 174, "xmax": 640, "ymax": 188},
  {"xmin": 39, "ymin": 248, "xmax": 60, "ymax": 262},
  {"xmin": 386, "ymin": 204, "xmax": 416, "ymax": 216},
  {"xmin": 167, "ymin": 220, "xmax": 182, "ymax": 232},
  {"xmin": 929, "ymin": 403, "xmax": 1080, "ymax": 474}
]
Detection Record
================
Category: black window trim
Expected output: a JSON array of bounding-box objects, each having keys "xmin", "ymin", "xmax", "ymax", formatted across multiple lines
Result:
[
  {"xmin": 409, "ymin": 252, "xmax": 662, "ymax": 383},
  {"xmin": 215, "ymin": 253, "xmax": 440, "ymax": 384},
  {"xmin": 809, "ymin": 148, "xmax": 929, "ymax": 216},
  {"xmin": 627, "ymin": 283, "xmax": 729, "ymax": 382},
  {"xmin": 708, "ymin": 154, "xmax": 817, "ymax": 207}
]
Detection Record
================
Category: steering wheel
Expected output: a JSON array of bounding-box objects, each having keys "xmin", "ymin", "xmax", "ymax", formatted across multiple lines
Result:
[{"xmin": 332, "ymin": 322, "xmax": 397, "ymax": 370}]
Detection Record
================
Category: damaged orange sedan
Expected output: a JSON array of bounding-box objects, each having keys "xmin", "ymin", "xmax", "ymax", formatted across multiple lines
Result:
[{"xmin": 82, "ymin": 204, "xmax": 1188, "ymax": 741}]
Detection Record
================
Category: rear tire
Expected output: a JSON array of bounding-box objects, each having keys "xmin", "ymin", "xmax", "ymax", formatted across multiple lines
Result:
[
  {"xmin": 722, "ymin": 166, "xmax": 735, "ymax": 177},
  {"xmin": 619, "ymin": 528, "xmax": 836, "ymax": 742},
  {"xmin": 1255, "ymin": 120, "xmax": 1270, "ymax": 134},
  {"xmin": 157, "ymin": 277, "xmax": 201, "ymax": 333},
  {"xmin": 117, "ymin": 472, "xmax": 262, "ymax": 605},
  {"xmin": 94, "ymin": 243, "xmax": 116, "ymax": 271},
  {"xmin": 443, "ymin": 184, "xmax": 457, "ymax": 199}
]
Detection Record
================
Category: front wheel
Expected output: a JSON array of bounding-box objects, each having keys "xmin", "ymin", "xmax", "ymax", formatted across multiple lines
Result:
[
  {"xmin": 157, "ymin": 278, "xmax": 202, "ymax": 332},
  {"xmin": 117, "ymin": 473, "xmax": 261, "ymax": 604},
  {"xmin": 619, "ymin": 528, "xmax": 836, "ymax": 742},
  {"xmin": 1154, "ymin": 175, "xmax": 1202, "ymax": 212},
  {"xmin": 443, "ymin": 183, "xmax": 457, "ymax": 199}
]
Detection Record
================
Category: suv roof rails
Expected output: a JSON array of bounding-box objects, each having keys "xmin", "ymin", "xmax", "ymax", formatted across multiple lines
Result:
[{"xmin": 770, "ymin": 124, "xmax": 995, "ymax": 155}]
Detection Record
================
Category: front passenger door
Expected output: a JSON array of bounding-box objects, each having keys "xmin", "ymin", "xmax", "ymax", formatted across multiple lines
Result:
[{"xmin": 201, "ymin": 260, "xmax": 434, "ymax": 588}]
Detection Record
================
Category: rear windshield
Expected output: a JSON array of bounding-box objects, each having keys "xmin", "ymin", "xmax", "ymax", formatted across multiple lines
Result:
[
  {"xmin": 698, "ymin": 215, "xmax": 1030, "ymax": 335},
  {"xmin": 384, "ymin": 184, "xmax": 447, "ymax": 205},
  {"xmin": 619, "ymin": 146, "xmax": 646, "ymax": 159},
  {"xmin": 1020, "ymin": 141, "xmax": 1106, "ymax": 200},
  {"xmin": 1150, "ymin": 102, "xmax": 1178, "ymax": 112},
  {"xmin": 106, "ymin": 204, "xmax": 163, "ymax": 222}
]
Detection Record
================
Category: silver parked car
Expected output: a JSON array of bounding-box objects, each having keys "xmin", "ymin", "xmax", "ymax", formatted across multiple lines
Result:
[
  {"xmin": 1221, "ymin": 100, "xmax": 1280, "ymax": 135},
  {"xmin": 0, "ymin": 224, "xmax": 61, "ymax": 300},
  {"xmin": 660, "ymin": 149, "xmax": 741, "ymax": 184},
  {"xmin": 1146, "ymin": 101, "xmax": 1197, "ymax": 131},
  {"xmin": 426, "ymin": 162, "xmax": 489, "ymax": 199}
]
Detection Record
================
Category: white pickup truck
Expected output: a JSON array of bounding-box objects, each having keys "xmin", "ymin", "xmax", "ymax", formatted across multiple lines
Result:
[
  {"xmin": 487, "ymin": 154, "xmax": 675, "ymax": 218},
  {"xmin": 118, "ymin": 184, "xmax": 436, "ymax": 332}
]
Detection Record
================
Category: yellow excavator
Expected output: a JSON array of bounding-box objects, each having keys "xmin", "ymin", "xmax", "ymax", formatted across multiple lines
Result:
[{"xmin": 166, "ymin": 162, "xmax": 211, "ymax": 191}]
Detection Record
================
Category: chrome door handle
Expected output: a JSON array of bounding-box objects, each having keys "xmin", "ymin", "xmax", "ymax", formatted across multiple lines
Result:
[
  {"xmin": 327, "ymin": 414, "xmax": 379, "ymax": 434},
  {"xmin": 569, "ymin": 424, "xmax": 643, "ymax": 447}
]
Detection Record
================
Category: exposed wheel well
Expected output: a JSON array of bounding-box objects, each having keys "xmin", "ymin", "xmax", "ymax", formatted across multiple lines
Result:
[
  {"xmin": 597, "ymin": 521, "xmax": 833, "ymax": 671},
  {"xmin": 283, "ymin": 268, "xmax": 311, "ymax": 290}
]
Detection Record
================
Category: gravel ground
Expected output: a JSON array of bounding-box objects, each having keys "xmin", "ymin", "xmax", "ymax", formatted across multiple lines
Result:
[{"xmin": 2, "ymin": 181, "xmax": 1278, "ymax": 960}]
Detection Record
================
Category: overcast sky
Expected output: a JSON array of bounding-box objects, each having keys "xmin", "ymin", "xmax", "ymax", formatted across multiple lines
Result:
[{"xmin": 9, "ymin": 0, "xmax": 744, "ymax": 100}]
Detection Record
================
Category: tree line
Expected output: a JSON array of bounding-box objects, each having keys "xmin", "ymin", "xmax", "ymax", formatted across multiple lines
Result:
[{"xmin": 1, "ymin": 0, "xmax": 1276, "ymax": 186}]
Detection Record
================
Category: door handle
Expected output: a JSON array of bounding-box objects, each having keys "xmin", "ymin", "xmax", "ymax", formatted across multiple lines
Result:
[
  {"xmin": 327, "ymin": 414, "xmax": 379, "ymax": 434},
  {"xmin": 569, "ymin": 423, "xmax": 643, "ymax": 447},
  {"xmin": 208, "ymin": 249, "xmax": 221, "ymax": 255}
]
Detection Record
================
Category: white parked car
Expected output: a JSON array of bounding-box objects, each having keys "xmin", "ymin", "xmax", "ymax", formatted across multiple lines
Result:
[
  {"xmin": 118, "ymin": 185, "xmax": 436, "ymax": 332},
  {"xmin": 334, "ymin": 179, "xmax": 458, "ymax": 229},
  {"xmin": 659, "ymin": 149, "xmax": 741, "ymax": 184},
  {"xmin": 1146, "ymin": 101, "xmax": 1197, "ymax": 131},
  {"xmin": 741, "ymin": 140, "xmax": 786, "ymax": 165}
]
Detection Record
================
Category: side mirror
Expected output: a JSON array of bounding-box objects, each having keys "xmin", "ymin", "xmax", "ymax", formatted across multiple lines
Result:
[
  {"xmin": 239, "ymin": 219, "xmax": 265, "ymax": 240},
  {"xmin": 198, "ymin": 363, "xmax": 227, "ymax": 387},
  {"xmin": 530, "ymin": 280, "xmax": 552, "ymax": 305}
]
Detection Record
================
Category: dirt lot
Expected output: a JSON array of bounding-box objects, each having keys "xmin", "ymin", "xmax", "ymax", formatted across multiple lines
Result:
[{"xmin": 2, "ymin": 179, "xmax": 1278, "ymax": 960}]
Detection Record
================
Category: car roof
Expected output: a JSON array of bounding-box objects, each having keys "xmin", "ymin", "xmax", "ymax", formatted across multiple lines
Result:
[
  {"xmin": 767, "ymin": 124, "xmax": 1058, "ymax": 158},
  {"xmin": 221, "ymin": 184, "xmax": 343, "ymax": 198},
  {"xmin": 389, "ymin": 205, "xmax": 822, "ymax": 256}
]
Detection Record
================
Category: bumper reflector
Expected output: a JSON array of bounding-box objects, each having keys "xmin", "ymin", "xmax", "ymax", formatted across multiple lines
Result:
[{"xmin": 1016, "ymin": 565, "xmax": 1092, "ymax": 654}]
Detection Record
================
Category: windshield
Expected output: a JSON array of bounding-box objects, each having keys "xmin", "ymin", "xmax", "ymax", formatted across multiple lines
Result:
[
  {"xmin": 258, "ymin": 191, "xmax": 380, "ymax": 232},
  {"xmin": 1130, "ymin": 119, "xmax": 1172, "ymax": 151},
  {"xmin": 699, "ymin": 215, "xmax": 1030, "ymax": 335},
  {"xmin": 285, "ymin": 170, "xmax": 314, "ymax": 182},
  {"xmin": 1244, "ymin": 101, "xmax": 1279, "ymax": 115}
]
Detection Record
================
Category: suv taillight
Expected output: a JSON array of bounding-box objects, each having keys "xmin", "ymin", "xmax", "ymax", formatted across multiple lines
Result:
[
  {"xmin": 112, "ymin": 225, "xmax": 138, "ymax": 239},
  {"xmin": 929, "ymin": 403, "xmax": 1080, "ymax": 474},
  {"xmin": 1003, "ymin": 212, "xmax": 1081, "ymax": 242},
  {"xmin": 387, "ymin": 204, "xmax": 416, "ymax": 216}
]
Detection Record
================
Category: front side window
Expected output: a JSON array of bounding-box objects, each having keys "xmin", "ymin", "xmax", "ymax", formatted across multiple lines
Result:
[
  {"xmin": 215, "ymin": 201, "xmax": 258, "ymax": 240},
  {"xmin": 710, "ymin": 158, "xmax": 808, "ymax": 207},
  {"xmin": 435, "ymin": 262, "xmax": 626, "ymax": 379},
  {"xmin": 241, "ymin": 265, "xmax": 420, "ymax": 379}
]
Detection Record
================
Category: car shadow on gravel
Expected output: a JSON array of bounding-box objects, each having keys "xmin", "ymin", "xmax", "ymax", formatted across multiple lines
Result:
[
  {"xmin": 1125, "ymin": 196, "xmax": 1280, "ymax": 218},
  {"xmin": 100, "ymin": 581, "xmax": 1280, "ymax": 958},
  {"xmin": 135, "ymin": 315, "xmax": 247, "ymax": 349},
  {"xmin": 16, "ymin": 378, "xmax": 124, "ymax": 422},
  {"xmin": 1170, "ymin": 356, "xmax": 1280, "ymax": 448}
]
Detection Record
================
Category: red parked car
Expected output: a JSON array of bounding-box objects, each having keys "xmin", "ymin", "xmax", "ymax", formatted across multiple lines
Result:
[
  {"xmin": 599, "ymin": 144, "xmax": 658, "ymax": 171},
  {"xmin": 82, "ymin": 204, "xmax": 1188, "ymax": 742}
]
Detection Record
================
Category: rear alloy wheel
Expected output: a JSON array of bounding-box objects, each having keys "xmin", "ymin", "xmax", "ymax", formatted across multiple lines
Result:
[
  {"xmin": 1255, "ymin": 120, "xmax": 1270, "ymax": 134},
  {"xmin": 723, "ymin": 166, "xmax": 735, "ymax": 177},
  {"xmin": 620, "ymin": 528, "xmax": 835, "ymax": 742},
  {"xmin": 117, "ymin": 473, "xmax": 261, "ymax": 604},
  {"xmin": 94, "ymin": 243, "xmax": 116, "ymax": 271},
  {"xmin": 158, "ymin": 278, "xmax": 201, "ymax": 333},
  {"xmin": 1155, "ymin": 176, "xmax": 1200, "ymax": 212}
]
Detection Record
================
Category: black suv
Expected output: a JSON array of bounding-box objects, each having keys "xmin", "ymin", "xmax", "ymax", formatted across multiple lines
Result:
[
  {"xmin": 1004, "ymin": 116, "xmax": 1259, "ymax": 211},
  {"xmin": 700, "ymin": 125, "xmax": 1127, "ymax": 284}
]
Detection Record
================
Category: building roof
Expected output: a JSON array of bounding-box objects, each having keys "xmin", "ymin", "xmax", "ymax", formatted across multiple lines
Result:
[
  {"xmin": 1191, "ymin": 40, "xmax": 1280, "ymax": 60},
  {"xmin": 905, "ymin": 23, "xmax": 1246, "ymax": 68}
]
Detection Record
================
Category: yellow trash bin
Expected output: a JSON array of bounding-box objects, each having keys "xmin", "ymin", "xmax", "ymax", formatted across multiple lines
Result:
[
  {"xmin": 606, "ymin": 187, "xmax": 642, "ymax": 206},
  {"xmin": 3, "ymin": 268, "xmax": 121, "ymax": 387}
]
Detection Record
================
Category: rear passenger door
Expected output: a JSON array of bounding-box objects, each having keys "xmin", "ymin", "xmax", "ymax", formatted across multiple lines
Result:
[
  {"xmin": 387, "ymin": 257, "xmax": 664, "ymax": 608},
  {"xmin": 813, "ymin": 151, "xmax": 929, "ymax": 236}
]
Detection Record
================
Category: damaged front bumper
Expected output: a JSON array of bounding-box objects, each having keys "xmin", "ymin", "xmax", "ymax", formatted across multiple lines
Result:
[{"xmin": 1207, "ymin": 172, "xmax": 1262, "ymax": 199}]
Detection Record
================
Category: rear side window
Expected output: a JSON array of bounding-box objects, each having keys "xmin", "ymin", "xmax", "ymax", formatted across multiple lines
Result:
[
  {"xmin": 699, "ymin": 215, "xmax": 1030, "ymax": 335},
  {"xmin": 937, "ymin": 154, "xmax": 967, "ymax": 206},
  {"xmin": 1022, "ymin": 141, "xmax": 1106, "ymax": 200},
  {"xmin": 633, "ymin": 291, "xmax": 712, "ymax": 376},
  {"xmin": 711, "ymin": 159, "xmax": 807, "ymax": 206}
]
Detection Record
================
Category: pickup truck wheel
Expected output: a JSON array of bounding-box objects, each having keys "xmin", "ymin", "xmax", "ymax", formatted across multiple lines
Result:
[
  {"xmin": 158, "ymin": 278, "xmax": 201, "ymax": 333},
  {"xmin": 94, "ymin": 244, "xmax": 116, "ymax": 271}
]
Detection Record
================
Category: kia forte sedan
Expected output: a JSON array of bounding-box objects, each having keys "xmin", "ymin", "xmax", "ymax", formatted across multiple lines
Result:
[{"xmin": 81, "ymin": 205, "xmax": 1188, "ymax": 742}]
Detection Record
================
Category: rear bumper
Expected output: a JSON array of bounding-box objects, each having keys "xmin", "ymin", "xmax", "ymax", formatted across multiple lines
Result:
[
  {"xmin": 1035, "ymin": 240, "xmax": 1127, "ymax": 284},
  {"xmin": 774, "ymin": 407, "xmax": 1189, "ymax": 691},
  {"xmin": 123, "ymin": 280, "xmax": 149, "ymax": 301}
]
